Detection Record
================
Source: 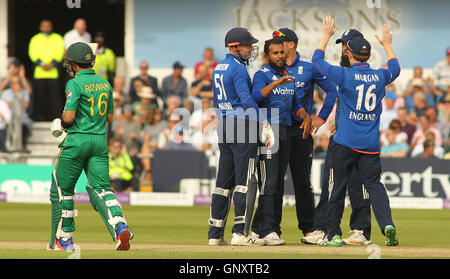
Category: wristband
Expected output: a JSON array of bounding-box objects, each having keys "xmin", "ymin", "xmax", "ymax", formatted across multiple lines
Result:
[{"xmin": 61, "ymin": 119, "xmax": 73, "ymax": 129}]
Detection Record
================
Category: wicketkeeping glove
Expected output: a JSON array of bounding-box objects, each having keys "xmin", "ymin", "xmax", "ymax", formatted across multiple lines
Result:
[
  {"xmin": 261, "ymin": 120, "xmax": 275, "ymax": 148},
  {"xmin": 50, "ymin": 118, "xmax": 65, "ymax": 138}
]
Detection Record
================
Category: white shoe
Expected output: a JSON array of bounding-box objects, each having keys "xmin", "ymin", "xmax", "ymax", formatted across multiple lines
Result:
[
  {"xmin": 231, "ymin": 232, "xmax": 259, "ymax": 246},
  {"xmin": 250, "ymin": 232, "xmax": 266, "ymax": 246},
  {"xmin": 208, "ymin": 237, "xmax": 228, "ymax": 246},
  {"xmin": 317, "ymin": 237, "xmax": 329, "ymax": 246},
  {"xmin": 262, "ymin": 232, "xmax": 286, "ymax": 246},
  {"xmin": 301, "ymin": 230, "xmax": 326, "ymax": 245},
  {"xmin": 342, "ymin": 230, "xmax": 371, "ymax": 245}
]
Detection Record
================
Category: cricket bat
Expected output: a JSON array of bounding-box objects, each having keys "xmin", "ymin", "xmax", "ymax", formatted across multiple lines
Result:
[{"xmin": 244, "ymin": 172, "xmax": 258, "ymax": 236}]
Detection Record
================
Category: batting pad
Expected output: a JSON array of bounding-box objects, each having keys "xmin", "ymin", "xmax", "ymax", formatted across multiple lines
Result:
[
  {"xmin": 86, "ymin": 185, "xmax": 126, "ymax": 241},
  {"xmin": 49, "ymin": 171, "xmax": 76, "ymax": 249}
]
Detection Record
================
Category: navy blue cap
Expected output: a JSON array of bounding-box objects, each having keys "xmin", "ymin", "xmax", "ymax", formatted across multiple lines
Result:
[
  {"xmin": 347, "ymin": 37, "xmax": 371, "ymax": 56},
  {"xmin": 273, "ymin": 28, "xmax": 298, "ymax": 44},
  {"xmin": 225, "ymin": 27, "xmax": 258, "ymax": 47},
  {"xmin": 336, "ymin": 29, "xmax": 364, "ymax": 44}
]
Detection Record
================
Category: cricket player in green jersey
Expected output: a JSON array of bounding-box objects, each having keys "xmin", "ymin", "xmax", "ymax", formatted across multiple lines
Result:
[{"xmin": 48, "ymin": 42, "xmax": 133, "ymax": 251}]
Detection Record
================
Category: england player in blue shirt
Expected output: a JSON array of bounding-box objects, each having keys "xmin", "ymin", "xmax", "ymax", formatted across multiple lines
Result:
[
  {"xmin": 208, "ymin": 27, "xmax": 275, "ymax": 246},
  {"xmin": 302, "ymin": 29, "xmax": 372, "ymax": 246},
  {"xmin": 312, "ymin": 17, "xmax": 400, "ymax": 246},
  {"xmin": 271, "ymin": 28, "xmax": 338, "ymax": 241},
  {"xmin": 250, "ymin": 37, "xmax": 296, "ymax": 245}
]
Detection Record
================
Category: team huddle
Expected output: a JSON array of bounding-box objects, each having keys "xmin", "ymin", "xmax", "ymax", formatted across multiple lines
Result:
[{"xmin": 208, "ymin": 16, "xmax": 400, "ymax": 247}]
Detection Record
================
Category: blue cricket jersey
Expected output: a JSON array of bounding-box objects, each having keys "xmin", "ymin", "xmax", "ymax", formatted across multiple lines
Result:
[
  {"xmin": 213, "ymin": 54, "xmax": 260, "ymax": 121},
  {"xmin": 312, "ymin": 49, "xmax": 401, "ymax": 153},
  {"xmin": 286, "ymin": 52, "xmax": 338, "ymax": 126},
  {"xmin": 252, "ymin": 64, "xmax": 296, "ymax": 126}
]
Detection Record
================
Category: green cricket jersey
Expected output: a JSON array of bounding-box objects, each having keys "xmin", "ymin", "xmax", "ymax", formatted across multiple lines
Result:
[{"xmin": 64, "ymin": 69, "xmax": 114, "ymax": 135}]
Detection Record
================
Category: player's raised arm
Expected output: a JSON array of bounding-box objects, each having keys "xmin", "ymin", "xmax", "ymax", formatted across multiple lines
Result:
[
  {"xmin": 376, "ymin": 24, "xmax": 401, "ymax": 84},
  {"xmin": 316, "ymin": 16, "xmax": 337, "ymax": 52},
  {"xmin": 312, "ymin": 16, "xmax": 345, "ymax": 87},
  {"xmin": 375, "ymin": 24, "xmax": 396, "ymax": 61}
]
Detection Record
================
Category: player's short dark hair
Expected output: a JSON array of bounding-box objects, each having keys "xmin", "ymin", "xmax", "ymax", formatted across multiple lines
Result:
[
  {"xmin": 74, "ymin": 62, "xmax": 92, "ymax": 69},
  {"xmin": 352, "ymin": 53, "xmax": 370, "ymax": 63},
  {"xmin": 264, "ymin": 37, "xmax": 284, "ymax": 55}
]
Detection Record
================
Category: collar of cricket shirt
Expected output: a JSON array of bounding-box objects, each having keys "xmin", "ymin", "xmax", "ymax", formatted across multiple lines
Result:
[
  {"xmin": 286, "ymin": 52, "xmax": 301, "ymax": 67},
  {"xmin": 226, "ymin": 53, "xmax": 247, "ymax": 65},
  {"xmin": 75, "ymin": 69, "xmax": 96, "ymax": 77},
  {"xmin": 351, "ymin": 62, "xmax": 370, "ymax": 68}
]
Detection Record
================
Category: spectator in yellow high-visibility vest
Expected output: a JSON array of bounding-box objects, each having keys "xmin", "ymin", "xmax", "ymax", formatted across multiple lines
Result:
[
  {"xmin": 92, "ymin": 32, "xmax": 116, "ymax": 84},
  {"xmin": 28, "ymin": 19, "xmax": 65, "ymax": 121},
  {"xmin": 109, "ymin": 138, "xmax": 139, "ymax": 192}
]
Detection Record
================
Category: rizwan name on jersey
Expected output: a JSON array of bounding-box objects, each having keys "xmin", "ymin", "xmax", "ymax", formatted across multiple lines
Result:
[{"xmin": 84, "ymin": 82, "xmax": 110, "ymax": 92}]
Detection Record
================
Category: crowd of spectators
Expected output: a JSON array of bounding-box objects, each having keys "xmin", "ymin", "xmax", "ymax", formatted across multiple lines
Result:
[
  {"xmin": 108, "ymin": 67, "xmax": 217, "ymax": 190},
  {"xmin": 1, "ymin": 17, "xmax": 449, "ymax": 191},
  {"xmin": 105, "ymin": 47, "xmax": 218, "ymax": 191},
  {"xmin": 0, "ymin": 59, "xmax": 33, "ymax": 151}
]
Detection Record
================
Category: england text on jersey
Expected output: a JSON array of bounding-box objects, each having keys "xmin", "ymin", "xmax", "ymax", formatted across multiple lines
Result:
[{"xmin": 349, "ymin": 111, "xmax": 376, "ymax": 121}]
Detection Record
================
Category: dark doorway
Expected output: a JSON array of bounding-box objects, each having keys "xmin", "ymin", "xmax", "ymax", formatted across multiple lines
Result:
[{"xmin": 8, "ymin": 0, "xmax": 125, "ymax": 80}]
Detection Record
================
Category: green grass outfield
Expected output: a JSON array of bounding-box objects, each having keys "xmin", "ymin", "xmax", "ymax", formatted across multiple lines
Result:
[{"xmin": 0, "ymin": 203, "xmax": 449, "ymax": 259}]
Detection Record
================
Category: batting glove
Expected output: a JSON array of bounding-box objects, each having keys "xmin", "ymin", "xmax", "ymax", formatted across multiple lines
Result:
[
  {"xmin": 50, "ymin": 118, "xmax": 65, "ymax": 138},
  {"xmin": 261, "ymin": 120, "xmax": 275, "ymax": 148}
]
